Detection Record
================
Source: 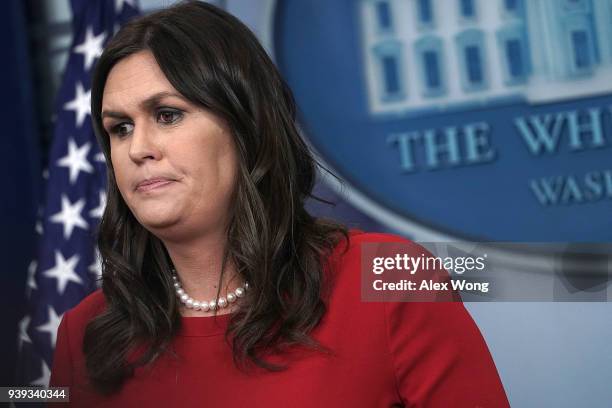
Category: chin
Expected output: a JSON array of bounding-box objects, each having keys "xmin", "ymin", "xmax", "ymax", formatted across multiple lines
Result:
[{"xmin": 134, "ymin": 210, "xmax": 181, "ymax": 232}]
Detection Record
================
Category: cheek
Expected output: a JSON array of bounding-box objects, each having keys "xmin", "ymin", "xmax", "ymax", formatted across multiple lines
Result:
[
  {"xmin": 110, "ymin": 153, "xmax": 132, "ymax": 199},
  {"xmin": 221, "ymin": 152, "xmax": 239, "ymax": 193},
  {"xmin": 185, "ymin": 144, "xmax": 237, "ymax": 202},
  {"xmin": 213, "ymin": 143, "xmax": 238, "ymax": 191}
]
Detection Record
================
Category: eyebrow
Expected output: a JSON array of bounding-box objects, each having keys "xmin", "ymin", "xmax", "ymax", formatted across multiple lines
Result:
[{"xmin": 101, "ymin": 91, "xmax": 189, "ymax": 120}]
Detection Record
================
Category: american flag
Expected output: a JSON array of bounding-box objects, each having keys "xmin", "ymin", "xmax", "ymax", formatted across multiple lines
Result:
[{"xmin": 16, "ymin": 0, "xmax": 139, "ymax": 390}]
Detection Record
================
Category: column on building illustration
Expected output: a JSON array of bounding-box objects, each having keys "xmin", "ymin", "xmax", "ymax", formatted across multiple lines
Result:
[
  {"xmin": 592, "ymin": 0, "xmax": 612, "ymax": 65},
  {"xmin": 526, "ymin": 0, "xmax": 596, "ymax": 80},
  {"xmin": 522, "ymin": 0, "xmax": 612, "ymax": 101}
]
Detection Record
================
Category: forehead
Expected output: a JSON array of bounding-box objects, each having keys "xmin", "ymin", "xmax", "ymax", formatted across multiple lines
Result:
[{"xmin": 102, "ymin": 51, "xmax": 177, "ymax": 109}]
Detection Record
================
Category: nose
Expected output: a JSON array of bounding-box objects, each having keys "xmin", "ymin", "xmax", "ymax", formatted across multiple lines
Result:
[{"xmin": 128, "ymin": 122, "xmax": 162, "ymax": 163}]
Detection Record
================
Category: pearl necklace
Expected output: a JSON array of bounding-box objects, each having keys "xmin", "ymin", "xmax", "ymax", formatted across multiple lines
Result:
[{"xmin": 172, "ymin": 272, "xmax": 249, "ymax": 312}]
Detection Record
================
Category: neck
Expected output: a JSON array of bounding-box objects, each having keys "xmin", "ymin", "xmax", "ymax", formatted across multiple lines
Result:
[{"xmin": 162, "ymin": 229, "xmax": 241, "ymax": 310}]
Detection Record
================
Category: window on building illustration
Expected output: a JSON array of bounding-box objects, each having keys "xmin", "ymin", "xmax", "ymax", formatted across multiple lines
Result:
[
  {"xmin": 496, "ymin": 25, "xmax": 529, "ymax": 85},
  {"xmin": 465, "ymin": 46, "xmax": 483, "ymax": 83},
  {"xmin": 505, "ymin": 39, "xmax": 524, "ymax": 78},
  {"xmin": 460, "ymin": 0, "xmax": 475, "ymax": 18},
  {"xmin": 571, "ymin": 30, "xmax": 591, "ymax": 69},
  {"xmin": 455, "ymin": 29, "xmax": 487, "ymax": 91},
  {"xmin": 417, "ymin": 0, "xmax": 434, "ymax": 25},
  {"xmin": 373, "ymin": 41, "xmax": 405, "ymax": 101},
  {"xmin": 375, "ymin": 1, "xmax": 393, "ymax": 32},
  {"xmin": 504, "ymin": 0, "xmax": 519, "ymax": 12},
  {"xmin": 415, "ymin": 36, "xmax": 446, "ymax": 96},
  {"xmin": 382, "ymin": 55, "xmax": 401, "ymax": 94},
  {"xmin": 423, "ymin": 51, "xmax": 441, "ymax": 89}
]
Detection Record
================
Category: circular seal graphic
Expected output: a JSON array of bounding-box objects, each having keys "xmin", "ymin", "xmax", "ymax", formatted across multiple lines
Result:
[{"xmin": 268, "ymin": 0, "xmax": 612, "ymax": 242}]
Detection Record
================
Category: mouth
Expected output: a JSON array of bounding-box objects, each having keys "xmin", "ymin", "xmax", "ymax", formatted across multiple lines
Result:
[{"xmin": 135, "ymin": 178, "xmax": 176, "ymax": 192}]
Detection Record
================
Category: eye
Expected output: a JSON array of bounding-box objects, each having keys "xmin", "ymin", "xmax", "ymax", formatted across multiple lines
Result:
[
  {"xmin": 157, "ymin": 109, "xmax": 183, "ymax": 125},
  {"xmin": 109, "ymin": 122, "xmax": 134, "ymax": 138}
]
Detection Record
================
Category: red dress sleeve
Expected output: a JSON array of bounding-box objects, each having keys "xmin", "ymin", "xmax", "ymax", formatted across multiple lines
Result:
[
  {"xmin": 384, "ymin": 300, "xmax": 510, "ymax": 407},
  {"xmin": 49, "ymin": 309, "xmax": 73, "ymax": 388}
]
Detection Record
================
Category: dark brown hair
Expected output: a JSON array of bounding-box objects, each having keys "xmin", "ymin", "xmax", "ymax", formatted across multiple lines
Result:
[{"xmin": 86, "ymin": 0, "xmax": 349, "ymax": 395}]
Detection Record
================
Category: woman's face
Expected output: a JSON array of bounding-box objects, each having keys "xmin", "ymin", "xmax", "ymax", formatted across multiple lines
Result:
[{"xmin": 101, "ymin": 51, "xmax": 238, "ymax": 240}]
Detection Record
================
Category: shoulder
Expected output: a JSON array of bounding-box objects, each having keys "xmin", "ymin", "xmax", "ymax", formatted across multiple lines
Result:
[
  {"xmin": 51, "ymin": 289, "xmax": 107, "ymax": 386},
  {"xmin": 63, "ymin": 289, "xmax": 107, "ymax": 335},
  {"xmin": 329, "ymin": 228, "xmax": 424, "ymax": 266},
  {"xmin": 340, "ymin": 228, "xmax": 409, "ymax": 244},
  {"xmin": 323, "ymin": 228, "xmax": 456, "ymax": 303},
  {"xmin": 323, "ymin": 228, "xmax": 422, "ymax": 301},
  {"xmin": 68, "ymin": 288, "xmax": 106, "ymax": 319}
]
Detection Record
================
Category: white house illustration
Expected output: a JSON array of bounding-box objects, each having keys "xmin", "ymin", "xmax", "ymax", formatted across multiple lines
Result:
[{"xmin": 359, "ymin": 0, "xmax": 612, "ymax": 116}]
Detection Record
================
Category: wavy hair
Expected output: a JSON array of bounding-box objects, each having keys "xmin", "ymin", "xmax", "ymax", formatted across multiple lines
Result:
[{"xmin": 85, "ymin": 0, "xmax": 349, "ymax": 395}]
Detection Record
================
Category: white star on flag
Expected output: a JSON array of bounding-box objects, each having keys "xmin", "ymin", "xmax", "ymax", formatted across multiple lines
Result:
[
  {"xmin": 115, "ymin": 0, "xmax": 136, "ymax": 13},
  {"xmin": 57, "ymin": 139, "xmax": 94, "ymax": 184},
  {"xmin": 43, "ymin": 251, "xmax": 83, "ymax": 295},
  {"xmin": 89, "ymin": 248, "xmax": 103, "ymax": 285},
  {"xmin": 74, "ymin": 26, "xmax": 106, "ymax": 70},
  {"xmin": 94, "ymin": 151, "xmax": 106, "ymax": 163},
  {"xmin": 89, "ymin": 190, "xmax": 107, "ymax": 219},
  {"xmin": 36, "ymin": 306, "xmax": 63, "ymax": 348},
  {"xmin": 63, "ymin": 82, "xmax": 91, "ymax": 127},
  {"xmin": 30, "ymin": 360, "xmax": 51, "ymax": 387},
  {"xmin": 50, "ymin": 195, "xmax": 89, "ymax": 240},
  {"xmin": 18, "ymin": 315, "xmax": 32, "ymax": 352},
  {"xmin": 35, "ymin": 220, "xmax": 43, "ymax": 235},
  {"xmin": 26, "ymin": 260, "xmax": 37, "ymax": 296}
]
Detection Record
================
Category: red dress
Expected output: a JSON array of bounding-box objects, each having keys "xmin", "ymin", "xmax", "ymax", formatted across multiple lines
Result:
[{"xmin": 49, "ymin": 230, "xmax": 510, "ymax": 407}]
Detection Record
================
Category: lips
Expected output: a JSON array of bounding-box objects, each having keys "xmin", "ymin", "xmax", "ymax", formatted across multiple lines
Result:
[{"xmin": 135, "ymin": 177, "xmax": 176, "ymax": 192}]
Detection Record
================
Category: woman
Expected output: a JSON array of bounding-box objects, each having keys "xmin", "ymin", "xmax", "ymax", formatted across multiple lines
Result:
[{"xmin": 49, "ymin": 1, "xmax": 510, "ymax": 407}]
